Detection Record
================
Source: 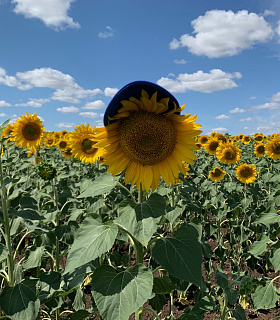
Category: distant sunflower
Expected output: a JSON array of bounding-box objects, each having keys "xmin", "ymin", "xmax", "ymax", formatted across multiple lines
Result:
[
  {"xmin": 265, "ymin": 137, "xmax": 280, "ymax": 159},
  {"xmin": 204, "ymin": 138, "xmax": 220, "ymax": 155},
  {"xmin": 93, "ymin": 84, "xmax": 202, "ymax": 192},
  {"xmin": 242, "ymin": 135, "xmax": 251, "ymax": 145},
  {"xmin": 61, "ymin": 130, "xmax": 68, "ymax": 136},
  {"xmin": 69, "ymin": 123, "xmax": 100, "ymax": 164},
  {"xmin": 254, "ymin": 134, "xmax": 264, "ymax": 142},
  {"xmin": 254, "ymin": 143, "xmax": 265, "ymax": 157},
  {"xmin": 209, "ymin": 167, "xmax": 226, "ymax": 182},
  {"xmin": 62, "ymin": 148, "xmax": 73, "ymax": 159},
  {"xmin": 198, "ymin": 134, "xmax": 209, "ymax": 145},
  {"xmin": 44, "ymin": 135, "xmax": 55, "ymax": 147},
  {"xmin": 216, "ymin": 133, "xmax": 227, "ymax": 144},
  {"xmin": 57, "ymin": 139, "xmax": 68, "ymax": 151},
  {"xmin": 236, "ymin": 163, "xmax": 258, "ymax": 184},
  {"xmin": 216, "ymin": 142, "xmax": 241, "ymax": 165},
  {"xmin": 12, "ymin": 113, "xmax": 44, "ymax": 149},
  {"xmin": 1, "ymin": 123, "xmax": 14, "ymax": 139}
]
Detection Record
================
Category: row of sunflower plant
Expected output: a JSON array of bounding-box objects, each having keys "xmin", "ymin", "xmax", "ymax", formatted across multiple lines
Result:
[{"xmin": 0, "ymin": 84, "xmax": 279, "ymax": 320}]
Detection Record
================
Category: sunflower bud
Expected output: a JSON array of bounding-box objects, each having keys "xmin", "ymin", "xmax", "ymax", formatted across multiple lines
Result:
[{"xmin": 35, "ymin": 162, "xmax": 57, "ymax": 181}]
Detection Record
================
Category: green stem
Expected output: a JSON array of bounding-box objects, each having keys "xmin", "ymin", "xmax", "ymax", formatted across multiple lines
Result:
[
  {"xmin": 220, "ymin": 292, "xmax": 228, "ymax": 320},
  {"xmin": 117, "ymin": 182, "xmax": 137, "ymax": 204},
  {"xmin": 138, "ymin": 183, "xmax": 144, "ymax": 204},
  {"xmin": 0, "ymin": 143, "xmax": 14, "ymax": 286},
  {"xmin": 169, "ymin": 292, "xmax": 175, "ymax": 319}
]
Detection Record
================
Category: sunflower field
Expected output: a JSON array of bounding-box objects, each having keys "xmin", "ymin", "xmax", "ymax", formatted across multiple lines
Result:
[{"xmin": 0, "ymin": 107, "xmax": 280, "ymax": 320}]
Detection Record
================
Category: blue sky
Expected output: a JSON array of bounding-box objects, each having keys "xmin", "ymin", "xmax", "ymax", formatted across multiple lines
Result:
[{"xmin": 0, "ymin": 0, "xmax": 280, "ymax": 136}]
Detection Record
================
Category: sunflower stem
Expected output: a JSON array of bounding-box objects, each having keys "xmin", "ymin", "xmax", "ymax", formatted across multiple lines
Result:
[
  {"xmin": 0, "ymin": 142, "xmax": 14, "ymax": 286},
  {"xmin": 138, "ymin": 184, "xmax": 144, "ymax": 203}
]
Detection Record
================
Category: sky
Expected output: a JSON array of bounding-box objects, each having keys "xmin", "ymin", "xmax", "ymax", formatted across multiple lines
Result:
[{"xmin": 0, "ymin": 0, "xmax": 280, "ymax": 136}]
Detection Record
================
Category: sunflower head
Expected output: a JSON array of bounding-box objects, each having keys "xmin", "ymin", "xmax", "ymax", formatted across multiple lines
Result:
[
  {"xmin": 254, "ymin": 143, "xmax": 265, "ymax": 157},
  {"xmin": 209, "ymin": 167, "xmax": 226, "ymax": 182},
  {"xmin": 12, "ymin": 113, "xmax": 44, "ymax": 149},
  {"xmin": 236, "ymin": 163, "xmax": 258, "ymax": 184},
  {"xmin": 94, "ymin": 81, "xmax": 202, "ymax": 192},
  {"xmin": 216, "ymin": 142, "xmax": 241, "ymax": 165},
  {"xmin": 242, "ymin": 135, "xmax": 251, "ymax": 144},
  {"xmin": 198, "ymin": 134, "xmax": 209, "ymax": 145},
  {"xmin": 57, "ymin": 139, "xmax": 68, "ymax": 151},
  {"xmin": 204, "ymin": 139, "xmax": 220, "ymax": 155},
  {"xmin": 35, "ymin": 162, "xmax": 57, "ymax": 181},
  {"xmin": 265, "ymin": 137, "xmax": 280, "ymax": 159}
]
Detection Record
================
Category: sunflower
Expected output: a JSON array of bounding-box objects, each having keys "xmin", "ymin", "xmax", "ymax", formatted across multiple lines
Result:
[
  {"xmin": 12, "ymin": 113, "xmax": 44, "ymax": 149},
  {"xmin": 69, "ymin": 123, "xmax": 100, "ymax": 163},
  {"xmin": 198, "ymin": 134, "xmax": 209, "ymax": 145},
  {"xmin": 254, "ymin": 143, "xmax": 265, "ymax": 157},
  {"xmin": 62, "ymin": 148, "xmax": 73, "ymax": 159},
  {"xmin": 216, "ymin": 133, "xmax": 227, "ymax": 144},
  {"xmin": 44, "ymin": 135, "xmax": 55, "ymax": 147},
  {"xmin": 195, "ymin": 142, "xmax": 202, "ymax": 150},
  {"xmin": 93, "ymin": 82, "xmax": 202, "ymax": 192},
  {"xmin": 216, "ymin": 142, "xmax": 241, "ymax": 165},
  {"xmin": 61, "ymin": 130, "xmax": 68, "ymax": 136},
  {"xmin": 254, "ymin": 133, "xmax": 264, "ymax": 142},
  {"xmin": 242, "ymin": 135, "xmax": 251, "ymax": 145},
  {"xmin": 1, "ymin": 123, "xmax": 14, "ymax": 139},
  {"xmin": 209, "ymin": 167, "xmax": 226, "ymax": 182},
  {"xmin": 204, "ymin": 138, "xmax": 220, "ymax": 155},
  {"xmin": 57, "ymin": 139, "xmax": 69, "ymax": 151},
  {"xmin": 236, "ymin": 163, "xmax": 258, "ymax": 184},
  {"xmin": 265, "ymin": 136, "xmax": 280, "ymax": 160}
]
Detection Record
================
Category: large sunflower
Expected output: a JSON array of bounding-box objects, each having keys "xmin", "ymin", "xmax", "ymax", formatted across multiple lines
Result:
[
  {"xmin": 12, "ymin": 113, "xmax": 44, "ymax": 149},
  {"xmin": 93, "ymin": 85, "xmax": 202, "ymax": 192},
  {"xmin": 204, "ymin": 138, "xmax": 220, "ymax": 155},
  {"xmin": 69, "ymin": 123, "xmax": 100, "ymax": 164},
  {"xmin": 236, "ymin": 163, "xmax": 258, "ymax": 184},
  {"xmin": 209, "ymin": 167, "xmax": 226, "ymax": 182},
  {"xmin": 198, "ymin": 134, "xmax": 209, "ymax": 145},
  {"xmin": 216, "ymin": 142, "xmax": 241, "ymax": 165},
  {"xmin": 265, "ymin": 137, "xmax": 280, "ymax": 160},
  {"xmin": 254, "ymin": 143, "xmax": 265, "ymax": 157}
]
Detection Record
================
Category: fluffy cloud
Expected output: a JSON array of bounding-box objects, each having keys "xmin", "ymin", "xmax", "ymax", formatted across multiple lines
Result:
[
  {"xmin": 0, "ymin": 100, "xmax": 12, "ymax": 107},
  {"xmin": 211, "ymin": 127, "xmax": 228, "ymax": 133},
  {"xmin": 82, "ymin": 100, "xmax": 106, "ymax": 110},
  {"xmin": 52, "ymin": 87, "xmax": 103, "ymax": 103},
  {"xmin": 229, "ymin": 107, "xmax": 246, "ymax": 113},
  {"xmin": 0, "ymin": 113, "xmax": 7, "ymax": 117},
  {"xmin": 15, "ymin": 98, "xmax": 50, "ymax": 108},
  {"xmin": 0, "ymin": 68, "xmax": 22, "ymax": 88},
  {"xmin": 215, "ymin": 115, "xmax": 230, "ymax": 120},
  {"xmin": 239, "ymin": 117, "xmax": 253, "ymax": 122},
  {"xmin": 98, "ymin": 26, "xmax": 115, "ymax": 38},
  {"xmin": 56, "ymin": 106, "xmax": 79, "ymax": 113},
  {"xmin": 104, "ymin": 87, "xmax": 118, "ymax": 97},
  {"xmin": 78, "ymin": 112, "xmax": 99, "ymax": 118},
  {"xmin": 170, "ymin": 10, "xmax": 274, "ymax": 58},
  {"xmin": 249, "ymin": 102, "xmax": 280, "ymax": 110},
  {"xmin": 55, "ymin": 122, "xmax": 75, "ymax": 128},
  {"xmin": 157, "ymin": 69, "xmax": 242, "ymax": 93},
  {"xmin": 12, "ymin": 0, "xmax": 80, "ymax": 30},
  {"xmin": 271, "ymin": 92, "xmax": 280, "ymax": 101},
  {"xmin": 174, "ymin": 59, "xmax": 188, "ymax": 64}
]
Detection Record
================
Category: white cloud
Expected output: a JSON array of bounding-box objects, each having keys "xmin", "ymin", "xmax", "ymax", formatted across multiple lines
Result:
[
  {"xmin": 0, "ymin": 113, "xmax": 7, "ymax": 117},
  {"xmin": 16, "ymin": 68, "xmax": 77, "ymax": 89},
  {"xmin": 56, "ymin": 106, "xmax": 79, "ymax": 113},
  {"xmin": 157, "ymin": 69, "xmax": 242, "ymax": 93},
  {"xmin": 98, "ymin": 26, "xmax": 115, "ymax": 38},
  {"xmin": 211, "ymin": 127, "xmax": 228, "ymax": 133},
  {"xmin": 55, "ymin": 122, "xmax": 75, "ymax": 128},
  {"xmin": 243, "ymin": 126, "xmax": 249, "ymax": 130},
  {"xmin": 272, "ymin": 92, "xmax": 280, "ymax": 101},
  {"xmin": 276, "ymin": 21, "xmax": 280, "ymax": 39},
  {"xmin": 0, "ymin": 100, "xmax": 12, "ymax": 107},
  {"xmin": 15, "ymin": 98, "xmax": 50, "ymax": 108},
  {"xmin": 12, "ymin": 0, "xmax": 80, "ymax": 30},
  {"xmin": 170, "ymin": 10, "xmax": 274, "ymax": 58},
  {"xmin": 52, "ymin": 87, "xmax": 102, "ymax": 103},
  {"xmin": 94, "ymin": 120, "xmax": 104, "ymax": 127},
  {"xmin": 79, "ymin": 112, "xmax": 99, "ymax": 118},
  {"xmin": 229, "ymin": 107, "xmax": 246, "ymax": 113},
  {"xmin": 215, "ymin": 114, "xmax": 229, "ymax": 119},
  {"xmin": 82, "ymin": 100, "xmax": 106, "ymax": 110},
  {"xmin": 0, "ymin": 67, "xmax": 22, "ymax": 88},
  {"xmin": 174, "ymin": 59, "xmax": 188, "ymax": 64},
  {"xmin": 249, "ymin": 102, "xmax": 280, "ymax": 110},
  {"xmin": 239, "ymin": 117, "xmax": 253, "ymax": 122},
  {"xmin": 104, "ymin": 87, "xmax": 118, "ymax": 97},
  {"xmin": 262, "ymin": 9, "xmax": 275, "ymax": 16},
  {"xmin": 249, "ymin": 96, "xmax": 256, "ymax": 100}
]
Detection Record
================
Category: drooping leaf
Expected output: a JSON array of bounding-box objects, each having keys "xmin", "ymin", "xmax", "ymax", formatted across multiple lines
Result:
[
  {"xmin": 178, "ymin": 295, "xmax": 216, "ymax": 319},
  {"xmin": 232, "ymin": 305, "xmax": 247, "ymax": 320},
  {"xmin": 23, "ymin": 246, "xmax": 45, "ymax": 270},
  {"xmin": 38, "ymin": 271, "xmax": 61, "ymax": 302},
  {"xmin": 252, "ymin": 282, "xmax": 280, "ymax": 309},
  {"xmin": 0, "ymin": 243, "xmax": 9, "ymax": 262},
  {"xmin": 152, "ymin": 224, "xmax": 203, "ymax": 288},
  {"xmin": 248, "ymin": 234, "xmax": 270, "ymax": 257},
  {"xmin": 165, "ymin": 205, "xmax": 185, "ymax": 224},
  {"xmin": 0, "ymin": 279, "xmax": 40, "ymax": 320},
  {"xmin": 64, "ymin": 217, "xmax": 118, "ymax": 273},
  {"xmin": 78, "ymin": 173, "xmax": 119, "ymax": 198},
  {"xmin": 115, "ymin": 193, "xmax": 166, "ymax": 247},
  {"xmin": 152, "ymin": 276, "xmax": 176, "ymax": 294},
  {"xmin": 91, "ymin": 264, "xmax": 153, "ymax": 320},
  {"xmin": 270, "ymin": 248, "xmax": 280, "ymax": 272},
  {"xmin": 254, "ymin": 210, "xmax": 280, "ymax": 226}
]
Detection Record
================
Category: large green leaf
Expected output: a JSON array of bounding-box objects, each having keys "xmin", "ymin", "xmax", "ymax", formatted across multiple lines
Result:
[
  {"xmin": 0, "ymin": 279, "xmax": 40, "ymax": 320},
  {"xmin": 91, "ymin": 264, "xmax": 153, "ymax": 320},
  {"xmin": 252, "ymin": 281, "xmax": 280, "ymax": 309},
  {"xmin": 78, "ymin": 173, "xmax": 119, "ymax": 198},
  {"xmin": 151, "ymin": 224, "xmax": 203, "ymax": 287},
  {"xmin": 9, "ymin": 208, "xmax": 44, "ymax": 220},
  {"xmin": 64, "ymin": 217, "xmax": 118, "ymax": 273},
  {"xmin": 248, "ymin": 234, "xmax": 270, "ymax": 257},
  {"xmin": 270, "ymin": 247, "xmax": 280, "ymax": 272},
  {"xmin": 115, "ymin": 193, "xmax": 166, "ymax": 247},
  {"xmin": 165, "ymin": 205, "xmax": 185, "ymax": 224},
  {"xmin": 254, "ymin": 209, "xmax": 280, "ymax": 226},
  {"xmin": 23, "ymin": 246, "xmax": 45, "ymax": 270},
  {"xmin": 152, "ymin": 276, "xmax": 176, "ymax": 294},
  {"xmin": 38, "ymin": 271, "xmax": 61, "ymax": 302}
]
